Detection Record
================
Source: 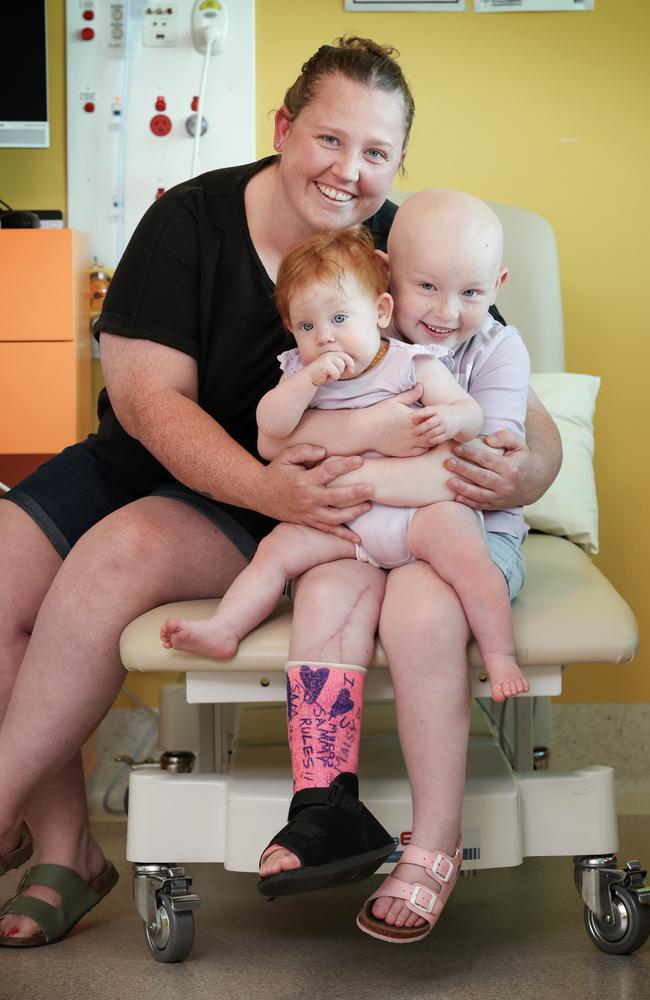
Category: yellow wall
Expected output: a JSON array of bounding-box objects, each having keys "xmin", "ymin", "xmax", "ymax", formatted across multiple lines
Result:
[
  {"xmin": 256, "ymin": 0, "xmax": 649, "ymax": 704},
  {"xmin": 2, "ymin": 0, "xmax": 647, "ymax": 704}
]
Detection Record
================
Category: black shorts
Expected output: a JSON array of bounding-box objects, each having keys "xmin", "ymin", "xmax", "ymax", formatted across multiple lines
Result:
[{"xmin": 2, "ymin": 439, "xmax": 260, "ymax": 561}]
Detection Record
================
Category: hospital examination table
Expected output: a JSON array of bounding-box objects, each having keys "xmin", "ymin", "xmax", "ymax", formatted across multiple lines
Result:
[{"xmin": 119, "ymin": 201, "xmax": 645, "ymax": 962}]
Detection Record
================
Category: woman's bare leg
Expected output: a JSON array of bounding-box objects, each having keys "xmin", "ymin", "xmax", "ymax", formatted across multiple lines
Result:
[
  {"xmin": 0, "ymin": 504, "xmax": 113, "ymax": 938},
  {"xmin": 0, "ymin": 496, "xmax": 248, "ymax": 939},
  {"xmin": 0, "ymin": 501, "xmax": 65, "ymax": 832},
  {"xmin": 259, "ymin": 559, "xmax": 386, "ymax": 877},
  {"xmin": 373, "ymin": 561, "xmax": 472, "ymax": 929},
  {"xmin": 161, "ymin": 523, "xmax": 355, "ymax": 658}
]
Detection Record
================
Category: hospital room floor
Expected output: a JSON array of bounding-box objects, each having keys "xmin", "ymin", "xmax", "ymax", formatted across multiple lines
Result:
[{"xmin": 1, "ymin": 816, "xmax": 649, "ymax": 1000}]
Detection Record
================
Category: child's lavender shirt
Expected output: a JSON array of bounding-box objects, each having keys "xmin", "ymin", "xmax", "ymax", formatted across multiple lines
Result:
[{"xmin": 450, "ymin": 314, "xmax": 530, "ymax": 540}]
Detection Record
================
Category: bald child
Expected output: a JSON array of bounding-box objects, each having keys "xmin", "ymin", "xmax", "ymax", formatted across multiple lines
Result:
[
  {"xmin": 337, "ymin": 188, "xmax": 531, "ymax": 698},
  {"xmin": 162, "ymin": 195, "xmax": 530, "ymax": 703}
]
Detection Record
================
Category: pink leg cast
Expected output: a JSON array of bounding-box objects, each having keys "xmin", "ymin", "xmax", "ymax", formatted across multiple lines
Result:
[{"xmin": 285, "ymin": 660, "xmax": 366, "ymax": 792}]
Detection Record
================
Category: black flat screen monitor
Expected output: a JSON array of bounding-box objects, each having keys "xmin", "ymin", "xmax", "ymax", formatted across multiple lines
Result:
[{"xmin": 0, "ymin": 1, "xmax": 49, "ymax": 148}]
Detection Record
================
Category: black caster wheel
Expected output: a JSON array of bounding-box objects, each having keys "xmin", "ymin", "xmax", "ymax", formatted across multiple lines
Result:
[
  {"xmin": 584, "ymin": 885, "xmax": 650, "ymax": 955},
  {"xmin": 144, "ymin": 892, "xmax": 195, "ymax": 963}
]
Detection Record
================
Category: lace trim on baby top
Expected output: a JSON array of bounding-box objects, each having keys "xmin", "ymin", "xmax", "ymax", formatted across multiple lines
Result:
[
  {"xmin": 395, "ymin": 340, "xmax": 454, "ymax": 389},
  {"xmin": 277, "ymin": 348, "xmax": 303, "ymax": 377}
]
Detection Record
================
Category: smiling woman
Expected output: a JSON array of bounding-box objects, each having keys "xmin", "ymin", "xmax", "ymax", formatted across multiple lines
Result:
[
  {"xmin": 0, "ymin": 36, "xmax": 422, "ymax": 948},
  {"xmin": 269, "ymin": 73, "xmax": 407, "ymax": 236},
  {"xmin": 0, "ymin": 34, "xmax": 562, "ymax": 949},
  {"xmin": 247, "ymin": 38, "xmax": 413, "ymax": 276}
]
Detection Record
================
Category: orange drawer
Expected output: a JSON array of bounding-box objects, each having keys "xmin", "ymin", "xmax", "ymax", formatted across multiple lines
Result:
[
  {"xmin": 0, "ymin": 342, "xmax": 87, "ymax": 452},
  {"xmin": 0, "ymin": 230, "xmax": 89, "ymax": 343}
]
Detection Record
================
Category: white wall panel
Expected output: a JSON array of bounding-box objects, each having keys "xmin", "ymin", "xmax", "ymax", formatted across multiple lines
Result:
[{"xmin": 66, "ymin": 1, "xmax": 255, "ymax": 269}]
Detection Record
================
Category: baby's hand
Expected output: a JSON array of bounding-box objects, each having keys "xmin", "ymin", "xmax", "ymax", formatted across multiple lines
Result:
[
  {"xmin": 411, "ymin": 404, "xmax": 462, "ymax": 445},
  {"xmin": 306, "ymin": 352, "xmax": 354, "ymax": 387}
]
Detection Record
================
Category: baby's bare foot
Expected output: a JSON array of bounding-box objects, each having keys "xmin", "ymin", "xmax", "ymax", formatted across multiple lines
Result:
[
  {"xmin": 485, "ymin": 654, "xmax": 529, "ymax": 703},
  {"xmin": 160, "ymin": 617, "xmax": 239, "ymax": 659},
  {"xmin": 259, "ymin": 845, "xmax": 301, "ymax": 879}
]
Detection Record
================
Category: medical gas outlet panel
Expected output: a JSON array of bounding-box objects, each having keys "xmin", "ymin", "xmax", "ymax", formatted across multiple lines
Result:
[{"xmin": 66, "ymin": 1, "xmax": 254, "ymax": 271}]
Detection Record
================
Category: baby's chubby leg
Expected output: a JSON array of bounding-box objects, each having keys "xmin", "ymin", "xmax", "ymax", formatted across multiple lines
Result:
[
  {"xmin": 407, "ymin": 504, "xmax": 528, "ymax": 702},
  {"xmin": 160, "ymin": 524, "xmax": 356, "ymax": 659}
]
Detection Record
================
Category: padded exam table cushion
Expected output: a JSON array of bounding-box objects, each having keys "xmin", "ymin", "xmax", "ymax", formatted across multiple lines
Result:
[{"xmin": 120, "ymin": 535, "xmax": 638, "ymax": 674}]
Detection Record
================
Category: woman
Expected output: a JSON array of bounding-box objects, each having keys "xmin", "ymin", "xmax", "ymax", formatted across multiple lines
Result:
[{"xmin": 0, "ymin": 37, "xmax": 560, "ymax": 945}]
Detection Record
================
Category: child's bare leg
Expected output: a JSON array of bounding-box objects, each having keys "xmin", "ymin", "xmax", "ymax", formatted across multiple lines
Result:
[
  {"xmin": 161, "ymin": 524, "xmax": 355, "ymax": 658},
  {"xmin": 259, "ymin": 559, "xmax": 387, "ymax": 878},
  {"xmin": 408, "ymin": 503, "xmax": 528, "ymax": 703},
  {"xmin": 373, "ymin": 562, "xmax": 471, "ymax": 929}
]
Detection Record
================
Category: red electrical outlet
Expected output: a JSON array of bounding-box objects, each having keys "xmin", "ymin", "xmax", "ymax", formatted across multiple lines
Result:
[{"xmin": 150, "ymin": 114, "xmax": 172, "ymax": 137}]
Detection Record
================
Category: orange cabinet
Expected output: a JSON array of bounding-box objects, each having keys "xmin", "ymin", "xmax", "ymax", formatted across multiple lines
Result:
[{"xmin": 0, "ymin": 229, "xmax": 91, "ymax": 456}]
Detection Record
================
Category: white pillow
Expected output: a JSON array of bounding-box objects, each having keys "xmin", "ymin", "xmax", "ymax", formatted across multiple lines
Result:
[{"xmin": 524, "ymin": 372, "xmax": 600, "ymax": 555}]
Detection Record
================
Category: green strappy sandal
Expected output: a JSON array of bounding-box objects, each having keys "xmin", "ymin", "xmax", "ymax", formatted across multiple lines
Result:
[
  {"xmin": 0, "ymin": 861, "xmax": 119, "ymax": 947},
  {"xmin": 0, "ymin": 825, "xmax": 33, "ymax": 876}
]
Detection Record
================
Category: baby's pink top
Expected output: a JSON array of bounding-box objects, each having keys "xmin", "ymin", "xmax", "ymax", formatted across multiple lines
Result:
[
  {"xmin": 278, "ymin": 318, "xmax": 530, "ymax": 539},
  {"xmin": 277, "ymin": 338, "xmax": 452, "ymax": 410}
]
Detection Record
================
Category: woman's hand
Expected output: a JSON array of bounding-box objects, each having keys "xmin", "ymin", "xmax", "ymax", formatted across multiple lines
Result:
[
  {"xmin": 445, "ymin": 389, "xmax": 563, "ymax": 510},
  {"xmin": 445, "ymin": 430, "xmax": 532, "ymax": 510},
  {"xmin": 261, "ymin": 444, "xmax": 373, "ymax": 541}
]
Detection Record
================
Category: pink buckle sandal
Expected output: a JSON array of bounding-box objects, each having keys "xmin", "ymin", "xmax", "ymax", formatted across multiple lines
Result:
[{"xmin": 356, "ymin": 840, "xmax": 462, "ymax": 943}]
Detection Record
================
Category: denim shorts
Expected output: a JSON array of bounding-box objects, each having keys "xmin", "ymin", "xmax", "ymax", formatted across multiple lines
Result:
[
  {"xmin": 485, "ymin": 530, "xmax": 526, "ymax": 601},
  {"xmin": 2, "ymin": 439, "xmax": 259, "ymax": 561}
]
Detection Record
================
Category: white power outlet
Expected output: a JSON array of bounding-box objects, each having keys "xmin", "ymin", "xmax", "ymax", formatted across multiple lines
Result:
[
  {"xmin": 192, "ymin": 0, "xmax": 228, "ymax": 55},
  {"xmin": 143, "ymin": 4, "xmax": 178, "ymax": 47}
]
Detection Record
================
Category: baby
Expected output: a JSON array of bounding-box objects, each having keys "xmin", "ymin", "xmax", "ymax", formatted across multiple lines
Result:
[{"xmin": 161, "ymin": 206, "xmax": 529, "ymax": 702}]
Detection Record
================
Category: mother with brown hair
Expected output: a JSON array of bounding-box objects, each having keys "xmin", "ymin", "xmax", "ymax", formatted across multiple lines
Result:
[{"xmin": 0, "ymin": 37, "xmax": 560, "ymax": 946}]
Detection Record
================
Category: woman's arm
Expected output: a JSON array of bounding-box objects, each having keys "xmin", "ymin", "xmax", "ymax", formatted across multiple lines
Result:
[{"xmin": 100, "ymin": 334, "xmax": 374, "ymax": 539}]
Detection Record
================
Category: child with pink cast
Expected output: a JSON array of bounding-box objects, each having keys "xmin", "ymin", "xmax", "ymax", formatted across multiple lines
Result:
[{"xmin": 161, "ymin": 219, "xmax": 529, "ymax": 711}]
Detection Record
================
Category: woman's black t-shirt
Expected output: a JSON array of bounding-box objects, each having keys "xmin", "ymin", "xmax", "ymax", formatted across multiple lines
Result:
[{"xmin": 93, "ymin": 155, "xmax": 396, "ymax": 541}]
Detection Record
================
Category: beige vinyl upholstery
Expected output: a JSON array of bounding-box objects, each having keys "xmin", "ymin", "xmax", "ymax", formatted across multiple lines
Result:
[
  {"xmin": 119, "ymin": 201, "xmax": 639, "ymax": 680},
  {"xmin": 120, "ymin": 535, "xmax": 638, "ymax": 674}
]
